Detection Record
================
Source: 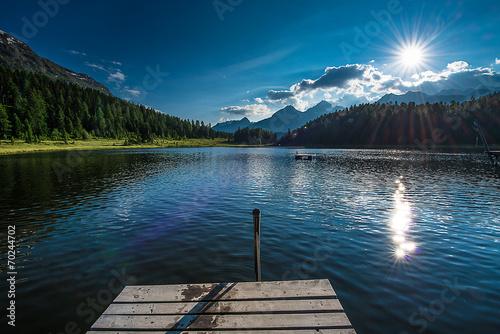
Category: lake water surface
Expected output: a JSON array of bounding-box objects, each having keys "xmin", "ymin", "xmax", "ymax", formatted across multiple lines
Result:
[{"xmin": 1, "ymin": 147, "xmax": 500, "ymax": 333}]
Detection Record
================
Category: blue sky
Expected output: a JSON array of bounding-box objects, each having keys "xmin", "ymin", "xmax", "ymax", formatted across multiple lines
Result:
[{"xmin": 1, "ymin": 0, "xmax": 500, "ymax": 125}]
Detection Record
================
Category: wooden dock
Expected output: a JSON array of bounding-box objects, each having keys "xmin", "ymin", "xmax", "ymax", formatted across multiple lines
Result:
[
  {"xmin": 295, "ymin": 152, "xmax": 317, "ymax": 160},
  {"xmin": 87, "ymin": 279, "xmax": 356, "ymax": 333}
]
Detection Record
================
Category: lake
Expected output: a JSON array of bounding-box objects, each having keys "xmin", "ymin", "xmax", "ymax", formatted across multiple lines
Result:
[{"xmin": 1, "ymin": 147, "xmax": 499, "ymax": 333}]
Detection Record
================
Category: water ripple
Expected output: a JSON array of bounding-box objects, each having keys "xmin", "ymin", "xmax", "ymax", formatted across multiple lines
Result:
[{"xmin": 1, "ymin": 148, "xmax": 499, "ymax": 333}]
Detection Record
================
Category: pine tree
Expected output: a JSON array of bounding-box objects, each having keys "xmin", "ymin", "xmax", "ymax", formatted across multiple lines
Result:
[
  {"xmin": 63, "ymin": 130, "xmax": 69, "ymax": 144},
  {"xmin": 11, "ymin": 113, "xmax": 22, "ymax": 138},
  {"xmin": 0, "ymin": 64, "xmax": 232, "ymax": 142},
  {"xmin": 24, "ymin": 119, "xmax": 34, "ymax": 143},
  {"xmin": 0, "ymin": 104, "xmax": 11, "ymax": 138}
]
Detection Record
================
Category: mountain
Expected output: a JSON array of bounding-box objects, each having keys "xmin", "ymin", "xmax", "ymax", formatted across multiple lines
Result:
[
  {"xmin": 303, "ymin": 100, "xmax": 338, "ymax": 120},
  {"xmin": 213, "ymin": 101, "xmax": 343, "ymax": 136},
  {"xmin": 377, "ymin": 87, "xmax": 497, "ymax": 105},
  {"xmin": 211, "ymin": 117, "xmax": 252, "ymax": 133},
  {"xmin": 252, "ymin": 105, "xmax": 302, "ymax": 133},
  {"xmin": 0, "ymin": 30, "xmax": 111, "ymax": 95}
]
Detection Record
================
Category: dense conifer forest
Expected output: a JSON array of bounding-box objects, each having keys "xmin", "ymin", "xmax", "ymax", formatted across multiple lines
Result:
[
  {"xmin": 3, "ymin": 63, "xmax": 499, "ymax": 149},
  {"xmin": 279, "ymin": 93, "xmax": 500, "ymax": 148},
  {"xmin": 233, "ymin": 127, "xmax": 277, "ymax": 145},
  {"xmin": 0, "ymin": 65, "xmax": 230, "ymax": 143}
]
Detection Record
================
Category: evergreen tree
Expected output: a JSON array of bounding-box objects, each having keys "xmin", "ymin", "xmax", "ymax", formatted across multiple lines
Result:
[
  {"xmin": 11, "ymin": 113, "xmax": 22, "ymax": 138},
  {"xmin": 0, "ymin": 65, "xmax": 231, "ymax": 141},
  {"xmin": 0, "ymin": 104, "xmax": 11, "ymax": 137},
  {"xmin": 24, "ymin": 119, "xmax": 34, "ymax": 143}
]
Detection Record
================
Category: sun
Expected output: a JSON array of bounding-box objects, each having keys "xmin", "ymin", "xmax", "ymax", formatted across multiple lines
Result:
[
  {"xmin": 381, "ymin": 20, "xmax": 436, "ymax": 78},
  {"xmin": 400, "ymin": 46, "xmax": 423, "ymax": 68},
  {"xmin": 392, "ymin": 40, "xmax": 429, "ymax": 77}
]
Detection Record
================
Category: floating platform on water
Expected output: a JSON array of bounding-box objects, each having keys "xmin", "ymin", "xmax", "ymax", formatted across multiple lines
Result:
[
  {"xmin": 487, "ymin": 150, "xmax": 500, "ymax": 167},
  {"xmin": 87, "ymin": 279, "xmax": 356, "ymax": 333},
  {"xmin": 295, "ymin": 153, "xmax": 317, "ymax": 160}
]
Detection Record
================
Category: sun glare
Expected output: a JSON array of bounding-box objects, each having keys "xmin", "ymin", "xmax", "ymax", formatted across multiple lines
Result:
[
  {"xmin": 382, "ymin": 17, "xmax": 437, "ymax": 78},
  {"xmin": 390, "ymin": 177, "xmax": 419, "ymax": 261},
  {"xmin": 396, "ymin": 42, "xmax": 427, "ymax": 75},
  {"xmin": 401, "ymin": 46, "xmax": 423, "ymax": 67}
]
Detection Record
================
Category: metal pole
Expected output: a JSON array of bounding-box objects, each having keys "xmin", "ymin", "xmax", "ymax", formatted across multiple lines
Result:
[{"xmin": 253, "ymin": 208, "xmax": 261, "ymax": 282}]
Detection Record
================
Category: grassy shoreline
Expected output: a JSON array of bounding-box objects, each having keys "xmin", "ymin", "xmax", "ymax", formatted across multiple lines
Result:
[
  {"xmin": 0, "ymin": 138, "xmax": 243, "ymax": 155},
  {"xmin": 0, "ymin": 138, "xmax": 487, "ymax": 155},
  {"xmin": 293, "ymin": 144, "xmax": 486, "ymax": 152}
]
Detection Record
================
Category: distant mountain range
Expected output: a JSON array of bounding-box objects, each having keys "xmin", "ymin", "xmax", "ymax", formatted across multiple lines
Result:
[
  {"xmin": 216, "ymin": 86, "xmax": 499, "ymax": 136},
  {"xmin": 377, "ymin": 87, "xmax": 498, "ymax": 105},
  {"xmin": 213, "ymin": 117, "xmax": 253, "ymax": 133},
  {"xmin": 0, "ymin": 30, "xmax": 111, "ymax": 95},
  {"xmin": 214, "ymin": 101, "xmax": 343, "ymax": 136}
]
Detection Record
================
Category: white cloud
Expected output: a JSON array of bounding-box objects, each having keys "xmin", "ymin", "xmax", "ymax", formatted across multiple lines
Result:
[
  {"xmin": 85, "ymin": 61, "xmax": 128, "ymax": 87},
  {"xmin": 107, "ymin": 70, "xmax": 126, "ymax": 84},
  {"xmin": 221, "ymin": 104, "xmax": 271, "ymax": 116},
  {"xmin": 496, "ymin": 58, "xmax": 500, "ymax": 65},
  {"xmin": 289, "ymin": 97, "xmax": 310, "ymax": 111},
  {"xmin": 85, "ymin": 62, "xmax": 105, "ymax": 71},
  {"xmin": 293, "ymin": 64, "xmax": 366, "ymax": 93},
  {"xmin": 111, "ymin": 60, "xmax": 122, "ymax": 66},
  {"xmin": 122, "ymin": 88, "xmax": 141, "ymax": 97},
  {"xmin": 446, "ymin": 61, "xmax": 469, "ymax": 72},
  {"xmin": 222, "ymin": 60, "xmax": 500, "ymax": 121},
  {"xmin": 267, "ymin": 90, "xmax": 296, "ymax": 101},
  {"xmin": 265, "ymin": 61, "xmax": 500, "ymax": 106},
  {"xmin": 67, "ymin": 50, "xmax": 87, "ymax": 56}
]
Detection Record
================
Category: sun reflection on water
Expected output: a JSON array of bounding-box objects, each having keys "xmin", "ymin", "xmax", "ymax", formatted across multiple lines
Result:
[{"xmin": 391, "ymin": 176, "xmax": 419, "ymax": 259}]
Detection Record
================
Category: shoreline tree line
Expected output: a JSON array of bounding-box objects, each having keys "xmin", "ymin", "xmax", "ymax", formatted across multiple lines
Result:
[
  {"xmin": 3, "ymin": 63, "xmax": 497, "ymax": 149},
  {"xmin": 279, "ymin": 93, "xmax": 500, "ymax": 148},
  {"xmin": 0, "ymin": 65, "xmax": 232, "ymax": 144}
]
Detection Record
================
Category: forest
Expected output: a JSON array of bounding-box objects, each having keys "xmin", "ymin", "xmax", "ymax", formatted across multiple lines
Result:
[
  {"xmin": 233, "ymin": 127, "xmax": 277, "ymax": 145},
  {"xmin": 0, "ymin": 65, "xmax": 230, "ymax": 143},
  {"xmin": 279, "ymin": 93, "xmax": 500, "ymax": 148},
  {"xmin": 3, "ymin": 63, "xmax": 498, "ymax": 149}
]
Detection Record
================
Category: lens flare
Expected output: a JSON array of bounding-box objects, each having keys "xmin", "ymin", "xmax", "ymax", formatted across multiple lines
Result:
[{"xmin": 400, "ymin": 46, "xmax": 423, "ymax": 68}]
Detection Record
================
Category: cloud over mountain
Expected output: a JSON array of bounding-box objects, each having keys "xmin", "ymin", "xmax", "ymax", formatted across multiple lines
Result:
[
  {"xmin": 220, "ymin": 60, "xmax": 500, "ymax": 123},
  {"xmin": 264, "ymin": 61, "xmax": 500, "ymax": 109},
  {"xmin": 412, "ymin": 63, "xmax": 500, "ymax": 94},
  {"xmin": 296, "ymin": 65, "xmax": 366, "ymax": 92},
  {"xmin": 267, "ymin": 90, "xmax": 295, "ymax": 101},
  {"xmin": 221, "ymin": 104, "xmax": 270, "ymax": 116}
]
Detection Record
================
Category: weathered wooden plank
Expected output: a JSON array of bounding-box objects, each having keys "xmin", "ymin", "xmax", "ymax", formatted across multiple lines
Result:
[
  {"xmin": 87, "ymin": 330, "xmax": 356, "ymax": 334},
  {"xmin": 91, "ymin": 313, "xmax": 352, "ymax": 330},
  {"xmin": 87, "ymin": 329, "xmax": 356, "ymax": 334},
  {"xmin": 104, "ymin": 299, "xmax": 344, "ymax": 315},
  {"xmin": 88, "ymin": 279, "xmax": 356, "ymax": 333},
  {"xmin": 115, "ymin": 279, "xmax": 336, "ymax": 303}
]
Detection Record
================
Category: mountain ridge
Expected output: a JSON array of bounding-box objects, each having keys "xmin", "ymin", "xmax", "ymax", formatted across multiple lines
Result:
[
  {"xmin": 377, "ymin": 87, "xmax": 497, "ymax": 105},
  {"xmin": 214, "ymin": 101, "xmax": 344, "ymax": 135},
  {"xmin": 0, "ymin": 30, "xmax": 111, "ymax": 95}
]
